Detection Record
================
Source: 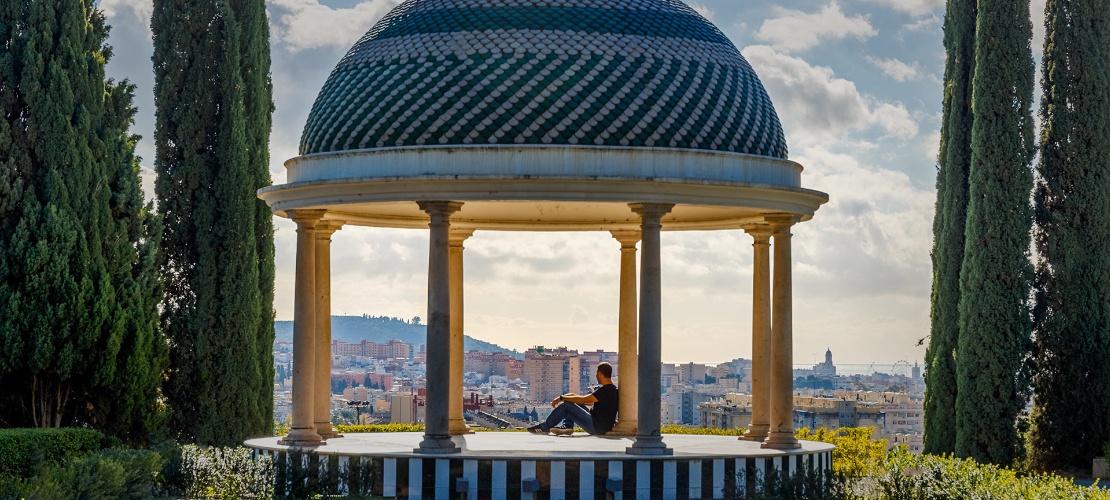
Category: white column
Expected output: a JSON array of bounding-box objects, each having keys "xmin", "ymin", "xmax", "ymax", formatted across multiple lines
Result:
[
  {"xmin": 763, "ymin": 215, "xmax": 801, "ymax": 450},
  {"xmin": 609, "ymin": 230, "xmax": 640, "ymax": 436},
  {"xmin": 280, "ymin": 209, "xmax": 325, "ymax": 447},
  {"xmin": 741, "ymin": 224, "xmax": 771, "ymax": 442},
  {"xmin": 415, "ymin": 201, "xmax": 463, "ymax": 454},
  {"xmin": 627, "ymin": 203, "xmax": 673, "ymax": 456},
  {"xmin": 314, "ymin": 220, "xmax": 344, "ymax": 440},
  {"xmin": 449, "ymin": 229, "xmax": 475, "ymax": 435}
]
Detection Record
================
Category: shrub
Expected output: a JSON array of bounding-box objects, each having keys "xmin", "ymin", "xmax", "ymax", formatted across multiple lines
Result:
[
  {"xmin": 335, "ymin": 423, "xmax": 425, "ymax": 433},
  {"xmin": 271, "ymin": 449, "xmax": 380, "ymax": 499},
  {"xmin": 0, "ymin": 428, "xmax": 104, "ymax": 478},
  {"xmin": 6, "ymin": 447, "xmax": 165, "ymax": 500},
  {"xmin": 660, "ymin": 425, "xmax": 746, "ymax": 436},
  {"xmin": 796, "ymin": 427, "xmax": 887, "ymax": 479},
  {"xmin": 740, "ymin": 466, "xmax": 852, "ymax": 500},
  {"xmin": 177, "ymin": 445, "xmax": 273, "ymax": 499},
  {"xmin": 870, "ymin": 446, "xmax": 1110, "ymax": 500}
]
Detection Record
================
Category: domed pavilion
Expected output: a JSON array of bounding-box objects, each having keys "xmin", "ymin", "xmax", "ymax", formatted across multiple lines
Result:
[{"xmin": 256, "ymin": 0, "xmax": 830, "ymax": 494}]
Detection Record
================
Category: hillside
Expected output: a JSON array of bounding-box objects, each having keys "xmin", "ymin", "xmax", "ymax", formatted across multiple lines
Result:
[{"xmin": 275, "ymin": 315, "xmax": 523, "ymax": 359}]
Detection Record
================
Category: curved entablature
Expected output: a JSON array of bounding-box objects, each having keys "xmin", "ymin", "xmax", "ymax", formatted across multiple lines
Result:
[
  {"xmin": 258, "ymin": 174, "xmax": 829, "ymax": 231},
  {"xmin": 284, "ymin": 146, "xmax": 803, "ymax": 186}
]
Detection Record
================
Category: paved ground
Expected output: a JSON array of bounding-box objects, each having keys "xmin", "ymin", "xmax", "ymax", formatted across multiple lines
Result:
[{"xmin": 245, "ymin": 432, "xmax": 834, "ymax": 459}]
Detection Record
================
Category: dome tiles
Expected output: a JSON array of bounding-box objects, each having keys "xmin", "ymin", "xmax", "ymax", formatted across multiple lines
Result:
[
  {"xmin": 262, "ymin": 0, "xmax": 829, "ymax": 230},
  {"xmin": 300, "ymin": 0, "xmax": 788, "ymax": 158}
]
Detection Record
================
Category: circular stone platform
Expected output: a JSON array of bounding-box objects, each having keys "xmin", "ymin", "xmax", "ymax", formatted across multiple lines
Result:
[{"xmin": 245, "ymin": 432, "xmax": 833, "ymax": 499}]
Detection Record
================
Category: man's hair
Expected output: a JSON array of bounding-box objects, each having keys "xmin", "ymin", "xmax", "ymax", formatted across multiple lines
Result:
[{"xmin": 597, "ymin": 362, "xmax": 613, "ymax": 378}]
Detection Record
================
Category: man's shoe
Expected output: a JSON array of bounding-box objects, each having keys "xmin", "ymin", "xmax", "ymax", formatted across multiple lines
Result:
[
  {"xmin": 550, "ymin": 427, "xmax": 574, "ymax": 436},
  {"xmin": 527, "ymin": 425, "xmax": 547, "ymax": 435}
]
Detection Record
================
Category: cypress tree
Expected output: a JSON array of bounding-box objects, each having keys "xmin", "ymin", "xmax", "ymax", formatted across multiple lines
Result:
[
  {"xmin": 954, "ymin": 0, "xmax": 1036, "ymax": 465},
  {"xmin": 1028, "ymin": 0, "xmax": 1110, "ymax": 471},
  {"xmin": 0, "ymin": 0, "xmax": 164, "ymax": 439},
  {"xmin": 153, "ymin": 0, "xmax": 275, "ymax": 445},
  {"xmin": 924, "ymin": 0, "xmax": 977, "ymax": 455}
]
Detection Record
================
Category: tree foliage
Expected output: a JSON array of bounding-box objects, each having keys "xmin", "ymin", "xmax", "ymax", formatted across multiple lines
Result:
[
  {"xmin": 0, "ymin": 0, "xmax": 164, "ymax": 439},
  {"xmin": 1028, "ymin": 0, "xmax": 1110, "ymax": 471},
  {"xmin": 954, "ymin": 0, "xmax": 1036, "ymax": 465},
  {"xmin": 152, "ymin": 0, "xmax": 275, "ymax": 446},
  {"xmin": 925, "ymin": 0, "xmax": 977, "ymax": 456}
]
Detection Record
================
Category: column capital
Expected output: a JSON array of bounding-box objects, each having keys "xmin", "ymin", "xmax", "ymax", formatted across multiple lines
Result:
[
  {"xmin": 314, "ymin": 219, "xmax": 345, "ymax": 238},
  {"xmin": 417, "ymin": 201, "xmax": 464, "ymax": 217},
  {"xmin": 741, "ymin": 223, "xmax": 774, "ymax": 241},
  {"xmin": 289, "ymin": 209, "xmax": 327, "ymax": 225},
  {"xmin": 610, "ymin": 230, "xmax": 641, "ymax": 247},
  {"xmin": 449, "ymin": 228, "xmax": 476, "ymax": 246},
  {"xmin": 763, "ymin": 213, "xmax": 801, "ymax": 232},
  {"xmin": 628, "ymin": 203, "xmax": 675, "ymax": 220}
]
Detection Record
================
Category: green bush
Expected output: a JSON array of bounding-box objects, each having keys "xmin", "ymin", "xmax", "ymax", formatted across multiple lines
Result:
[
  {"xmin": 0, "ymin": 428, "xmax": 104, "ymax": 478},
  {"xmin": 4, "ymin": 447, "xmax": 165, "ymax": 500},
  {"xmin": 335, "ymin": 423, "xmax": 425, "ymax": 433},
  {"xmin": 177, "ymin": 445, "xmax": 273, "ymax": 499},
  {"xmin": 796, "ymin": 427, "xmax": 887, "ymax": 479},
  {"xmin": 870, "ymin": 447, "xmax": 1109, "ymax": 500},
  {"xmin": 660, "ymin": 425, "xmax": 746, "ymax": 436},
  {"xmin": 1104, "ymin": 441, "xmax": 1109, "ymax": 463}
]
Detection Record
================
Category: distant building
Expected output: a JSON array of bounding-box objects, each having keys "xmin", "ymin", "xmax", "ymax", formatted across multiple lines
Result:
[
  {"xmin": 813, "ymin": 348, "xmax": 836, "ymax": 377},
  {"xmin": 525, "ymin": 346, "xmax": 580, "ymax": 402},
  {"xmin": 332, "ymin": 339, "xmax": 411, "ymax": 359},
  {"xmin": 698, "ymin": 390, "xmax": 924, "ymax": 453},
  {"xmin": 464, "ymin": 350, "xmax": 520, "ymax": 378}
]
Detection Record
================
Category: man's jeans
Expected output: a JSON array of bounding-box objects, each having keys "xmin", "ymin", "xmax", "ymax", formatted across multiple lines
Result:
[{"xmin": 541, "ymin": 402, "xmax": 598, "ymax": 435}]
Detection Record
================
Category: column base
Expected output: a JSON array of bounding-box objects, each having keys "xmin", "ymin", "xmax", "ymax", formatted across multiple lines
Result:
[
  {"xmin": 278, "ymin": 427, "xmax": 323, "ymax": 447},
  {"xmin": 626, "ymin": 436, "xmax": 673, "ymax": 456},
  {"xmin": 449, "ymin": 419, "xmax": 474, "ymax": 435},
  {"xmin": 607, "ymin": 421, "xmax": 638, "ymax": 436},
  {"xmin": 414, "ymin": 434, "xmax": 462, "ymax": 454},
  {"xmin": 741, "ymin": 423, "xmax": 770, "ymax": 441},
  {"xmin": 761, "ymin": 432, "xmax": 801, "ymax": 450},
  {"xmin": 315, "ymin": 423, "xmax": 343, "ymax": 440}
]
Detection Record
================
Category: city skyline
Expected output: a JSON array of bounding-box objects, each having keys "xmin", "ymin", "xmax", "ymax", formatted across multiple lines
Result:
[{"xmin": 94, "ymin": 0, "xmax": 1054, "ymax": 365}]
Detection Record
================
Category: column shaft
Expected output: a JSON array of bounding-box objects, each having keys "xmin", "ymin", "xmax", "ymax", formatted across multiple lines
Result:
[
  {"xmin": 449, "ymin": 229, "xmax": 475, "ymax": 435},
  {"xmin": 743, "ymin": 227, "xmax": 772, "ymax": 441},
  {"xmin": 610, "ymin": 230, "xmax": 640, "ymax": 436},
  {"xmin": 314, "ymin": 221, "xmax": 343, "ymax": 439},
  {"xmin": 763, "ymin": 218, "xmax": 800, "ymax": 450},
  {"xmin": 627, "ymin": 203, "xmax": 673, "ymax": 456},
  {"xmin": 280, "ymin": 210, "xmax": 325, "ymax": 447},
  {"xmin": 415, "ymin": 201, "xmax": 463, "ymax": 454}
]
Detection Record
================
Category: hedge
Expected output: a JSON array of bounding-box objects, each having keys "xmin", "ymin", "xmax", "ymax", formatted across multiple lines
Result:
[{"xmin": 0, "ymin": 428, "xmax": 104, "ymax": 478}]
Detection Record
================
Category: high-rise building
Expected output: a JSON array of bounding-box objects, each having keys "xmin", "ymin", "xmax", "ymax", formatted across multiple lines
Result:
[{"xmin": 525, "ymin": 346, "xmax": 579, "ymax": 402}]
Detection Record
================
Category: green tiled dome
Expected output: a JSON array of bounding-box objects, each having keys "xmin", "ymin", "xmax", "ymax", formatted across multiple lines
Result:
[{"xmin": 301, "ymin": 0, "xmax": 788, "ymax": 159}]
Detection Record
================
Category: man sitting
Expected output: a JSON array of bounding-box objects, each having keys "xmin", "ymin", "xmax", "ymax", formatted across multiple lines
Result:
[{"xmin": 528, "ymin": 362, "xmax": 618, "ymax": 436}]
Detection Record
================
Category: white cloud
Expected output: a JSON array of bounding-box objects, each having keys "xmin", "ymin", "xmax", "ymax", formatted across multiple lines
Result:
[
  {"xmin": 904, "ymin": 15, "xmax": 942, "ymax": 32},
  {"xmin": 268, "ymin": 0, "xmax": 401, "ymax": 52},
  {"xmin": 99, "ymin": 0, "xmax": 154, "ymax": 39},
  {"xmin": 866, "ymin": 56, "xmax": 923, "ymax": 82},
  {"xmin": 742, "ymin": 45, "xmax": 918, "ymax": 141},
  {"xmin": 754, "ymin": 2, "xmax": 876, "ymax": 53},
  {"xmin": 866, "ymin": 0, "xmax": 944, "ymax": 17},
  {"xmin": 871, "ymin": 102, "xmax": 919, "ymax": 139}
]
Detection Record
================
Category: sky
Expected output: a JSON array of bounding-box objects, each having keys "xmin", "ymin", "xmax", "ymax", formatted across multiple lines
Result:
[{"xmin": 98, "ymin": 0, "xmax": 1049, "ymax": 365}]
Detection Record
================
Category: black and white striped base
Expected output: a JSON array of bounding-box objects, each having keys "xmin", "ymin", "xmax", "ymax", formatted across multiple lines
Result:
[{"xmin": 248, "ymin": 433, "xmax": 834, "ymax": 499}]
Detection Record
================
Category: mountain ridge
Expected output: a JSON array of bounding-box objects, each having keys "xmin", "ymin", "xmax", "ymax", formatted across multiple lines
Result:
[{"xmin": 275, "ymin": 315, "xmax": 523, "ymax": 359}]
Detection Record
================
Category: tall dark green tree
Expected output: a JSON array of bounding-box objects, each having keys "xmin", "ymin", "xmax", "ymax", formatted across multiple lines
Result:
[
  {"xmin": 153, "ymin": 0, "xmax": 275, "ymax": 445},
  {"xmin": 924, "ymin": 0, "xmax": 977, "ymax": 456},
  {"xmin": 954, "ymin": 0, "xmax": 1036, "ymax": 465},
  {"xmin": 0, "ymin": 0, "xmax": 164, "ymax": 439},
  {"xmin": 1028, "ymin": 0, "xmax": 1110, "ymax": 471}
]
